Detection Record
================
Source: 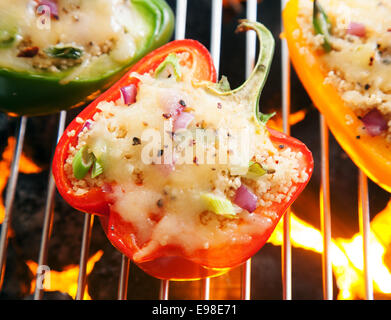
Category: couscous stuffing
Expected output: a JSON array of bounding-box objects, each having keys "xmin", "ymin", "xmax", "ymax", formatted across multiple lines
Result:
[{"xmin": 296, "ymin": 0, "xmax": 391, "ymax": 141}]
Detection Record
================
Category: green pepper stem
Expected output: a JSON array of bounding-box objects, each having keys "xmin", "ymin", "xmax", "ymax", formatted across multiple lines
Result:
[
  {"xmin": 200, "ymin": 20, "xmax": 275, "ymax": 124},
  {"xmin": 313, "ymin": 0, "xmax": 332, "ymax": 52}
]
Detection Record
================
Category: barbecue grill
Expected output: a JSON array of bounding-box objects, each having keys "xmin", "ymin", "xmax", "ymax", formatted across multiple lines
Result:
[{"xmin": 0, "ymin": 0, "xmax": 389, "ymax": 300}]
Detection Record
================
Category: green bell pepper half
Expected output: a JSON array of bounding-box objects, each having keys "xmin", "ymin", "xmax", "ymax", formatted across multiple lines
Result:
[{"xmin": 0, "ymin": 0, "xmax": 174, "ymax": 116}]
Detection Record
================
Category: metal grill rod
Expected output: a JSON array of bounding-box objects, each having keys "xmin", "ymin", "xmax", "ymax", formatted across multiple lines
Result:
[
  {"xmin": 202, "ymin": 277, "xmax": 210, "ymax": 300},
  {"xmin": 76, "ymin": 213, "xmax": 95, "ymax": 299},
  {"xmin": 117, "ymin": 255, "xmax": 130, "ymax": 299},
  {"xmin": 34, "ymin": 110, "xmax": 67, "ymax": 300},
  {"xmin": 319, "ymin": 115, "xmax": 333, "ymax": 300},
  {"xmin": 175, "ymin": 0, "xmax": 187, "ymax": 41},
  {"xmin": 159, "ymin": 280, "xmax": 170, "ymax": 300},
  {"xmin": 358, "ymin": 171, "xmax": 373, "ymax": 300},
  {"xmin": 241, "ymin": 0, "xmax": 258, "ymax": 301},
  {"xmin": 280, "ymin": 0, "xmax": 292, "ymax": 300},
  {"xmin": 210, "ymin": 0, "xmax": 223, "ymax": 76},
  {"xmin": 0, "ymin": 116, "xmax": 27, "ymax": 290},
  {"xmin": 118, "ymin": 255, "xmax": 130, "ymax": 300}
]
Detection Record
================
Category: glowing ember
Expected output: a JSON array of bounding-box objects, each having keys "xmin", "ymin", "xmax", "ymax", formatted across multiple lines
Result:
[
  {"xmin": 26, "ymin": 250, "xmax": 103, "ymax": 300},
  {"xmin": 0, "ymin": 137, "xmax": 42, "ymax": 223}
]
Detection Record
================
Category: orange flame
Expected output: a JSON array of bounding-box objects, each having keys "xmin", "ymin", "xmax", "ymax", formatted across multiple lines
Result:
[
  {"xmin": 0, "ymin": 137, "xmax": 42, "ymax": 223},
  {"xmin": 267, "ymin": 109, "xmax": 307, "ymax": 131},
  {"xmin": 268, "ymin": 202, "xmax": 391, "ymax": 299},
  {"xmin": 26, "ymin": 250, "xmax": 103, "ymax": 300}
]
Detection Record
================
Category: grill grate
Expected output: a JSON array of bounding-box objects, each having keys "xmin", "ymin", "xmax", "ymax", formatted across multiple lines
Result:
[{"xmin": 0, "ymin": 0, "xmax": 376, "ymax": 300}]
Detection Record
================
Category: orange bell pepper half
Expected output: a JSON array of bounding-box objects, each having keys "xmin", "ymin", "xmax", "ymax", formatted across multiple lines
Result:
[{"xmin": 283, "ymin": 0, "xmax": 391, "ymax": 192}]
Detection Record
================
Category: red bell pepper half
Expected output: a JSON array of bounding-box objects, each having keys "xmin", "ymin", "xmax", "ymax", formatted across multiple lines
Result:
[{"xmin": 53, "ymin": 21, "xmax": 313, "ymax": 280}]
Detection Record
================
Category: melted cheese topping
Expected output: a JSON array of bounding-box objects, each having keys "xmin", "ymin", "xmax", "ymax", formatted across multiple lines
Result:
[
  {"xmin": 316, "ymin": 0, "xmax": 391, "ymax": 93},
  {"xmin": 297, "ymin": 0, "xmax": 391, "ymax": 139},
  {"xmin": 65, "ymin": 68, "xmax": 307, "ymax": 260},
  {"xmin": 0, "ymin": 0, "xmax": 150, "ymax": 78}
]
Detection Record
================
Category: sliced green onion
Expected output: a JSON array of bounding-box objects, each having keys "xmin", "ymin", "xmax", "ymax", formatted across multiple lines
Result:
[
  {"xmin": 246, "ymin": 161, "xmax": 267, "ymax": 179},
  {"xmin": 245, "ymin": 161, "xmax": 275, "ymax": 180},
  {"xmin": 72, "ymin": 146, "xmax": 93, "ymax": 180},
  {"xmin": 258, "ymin": 111, "xmax": 275, "ymax": 125},
  {"xmin": 201, "ymin": 193, "xmax": 237, "ymax": 218},
  {"xmin": 313, "ymin": 0, "xmax": 332, "ymax": 52},
  {"xmin": 216, "ymin": 75, "xmax": 231, "ymax": 92},
  {"xmin": 0, "ymin": 29, "xmax": 15, "ymax": 48},
  {"xmin": 155, "ymin": 53, "xmax": 182, "ymax": 81},
  {"xmin": 45, "ymin": 45, "xmax": 84, "ymax": 59},
  {"xmin": 91, "ymin": 157, "xmax": 104, "ymax": 179}
]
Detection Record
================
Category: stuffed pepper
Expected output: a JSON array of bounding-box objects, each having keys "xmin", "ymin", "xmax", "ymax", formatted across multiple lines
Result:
[
  {"xmin": 53, "ymin": 20, "xmax": 314, "ymax": 280},
  {"xmin": 0, "ymin": 0, "xmax": 173, "ymax": 116},
  {"xmin": 283, "ymin": 0, "xmax": 391, "ymax": 192}
]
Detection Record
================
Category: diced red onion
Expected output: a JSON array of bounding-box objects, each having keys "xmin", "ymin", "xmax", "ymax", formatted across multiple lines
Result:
[
  {"xmin": 233, "ymin": 184, "xmax": 258, "ymax": 213},
  {"xmin": 166, "ymin": 102, "xmax": 185, "ymax": 119},
  {"xmin": 173, "ymin": 112, "xmax": 194, "ymax": 131},
  {"xmin": 101, "ymin": 183, "xmax": 113, "ymax": 194},
  {"xmin": 347, "ymin": 22, "xmax": 366, "ymax": 37},
  {"xmin": 82, "ymin": 119, "xmax": 93, "ymax": 131},
  {"xmin": 160, "ymin": 91, "xmax": 186, "ymax": 118},
  {"xmin": 120, "ymin": 84, "xmax": 137, "ymax": 105},
  {"xmin": 37, "ymin": 0, "xmax": 59, "ymax": 19},
  {"xmin": 362, "ymin": 109, "xmax": 388, "ymax": 137}
]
